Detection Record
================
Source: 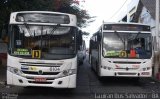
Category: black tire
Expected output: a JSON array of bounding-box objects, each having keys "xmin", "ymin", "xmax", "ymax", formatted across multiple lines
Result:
[
  {"xmin": 96, "ymin": 61, "xmax": 100, "ymax": 77},
  {"xmin": 79, "ymin": 61, "xmax": 83, "ymax": 65},
  {"xmin": 90, "ymin": 57, "xmax": 95, "ymax": 71},
  {"xmin": 23, "ymin": 86, "xmax": 33, "ymax": 89},
  {"xmin": 134, "ymin": 77, "xmax": 140, "ymax": 81}
]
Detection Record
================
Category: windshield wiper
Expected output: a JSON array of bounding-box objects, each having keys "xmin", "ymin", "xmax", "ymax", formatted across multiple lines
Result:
[
  {"xmin": 114, "ymin": 31, "xmax": 124, "ymax": 43},
  {"xmin": 23, "ymin": 22, "xmax": 33, "ymax": 37},
  {"xmin": 21, "ymin": 15, "xmax": 33, "ymax": 37},
  {"xmin": 114, "ymin": 31, "xmax": 125, "ymax": 49},
  {"xmin": 48, "ymin": 24, "xmax": 61, "ymax": 48},
  {"xmin": 134, "ymin": 31, "xmax": 141, "ymax": 39},
  {"xmin": 50, "ymin": 24, "xmax": 61, "ymax": 35}
]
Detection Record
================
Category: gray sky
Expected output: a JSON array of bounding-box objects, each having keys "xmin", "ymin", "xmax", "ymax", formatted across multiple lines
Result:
[
  {"xmin": 79, "ymin": 0, "xmax": 132, "ymax": 48},
  {"xmin": 81, "ymin": 0, "xmax": 131, "ymax": 33}
]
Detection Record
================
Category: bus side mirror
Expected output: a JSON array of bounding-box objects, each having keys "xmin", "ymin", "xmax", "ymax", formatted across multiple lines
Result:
[
  {"xmin": 97, "ymin": 33, "xmax": 101, "ymax": 42},
  {"xmin": 77, "ymin": 31, "xmax": 82, "ymax": 50},
  {"xmin": 152, "ymin": 43, "xmax": 155, "ymax": 51}
]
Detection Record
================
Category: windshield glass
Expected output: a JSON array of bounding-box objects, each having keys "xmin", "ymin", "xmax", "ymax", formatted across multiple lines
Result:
[
  {"xmin": 103, "ymin": 32, "xmax": 152, "ymax": 59},
  {"xmin": 9, "ymin": 24, "xmax": 76, "ymax": 60}
]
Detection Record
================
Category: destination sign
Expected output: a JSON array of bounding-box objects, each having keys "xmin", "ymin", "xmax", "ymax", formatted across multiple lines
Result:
[
  {"xmin": 13, "ymin": 48, "xmax": 31, "ymax": 56},
  {"xmin": 103, "ymin": 24, "xmax": 150, "ymax": 31},
  {"xmin": 16, "ymin": 13, "xmax": 70, "ymax": 24}
]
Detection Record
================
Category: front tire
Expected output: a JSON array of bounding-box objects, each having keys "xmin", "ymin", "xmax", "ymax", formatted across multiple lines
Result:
[{"xmin": 96, "ymin": 61, "xmax": 101, "ymax": 78}]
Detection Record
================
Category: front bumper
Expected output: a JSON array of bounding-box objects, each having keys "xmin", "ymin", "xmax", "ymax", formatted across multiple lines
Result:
[
  {"xmin": 7, "ymin": 71, "xmax": 76, "ymax": 88},
  {"xmin": 100, "ymin": 69, "xmax": 152, "ymax": 77}
]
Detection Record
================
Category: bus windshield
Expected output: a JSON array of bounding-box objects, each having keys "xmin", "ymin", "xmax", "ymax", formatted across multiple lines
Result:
[
  {"xmin": 9, "ymin": 24, "xmax": 76, "ymax": 60},
  {"xmin": 103, "ymin": 32, "xmax": 152, "ymax": 59}
]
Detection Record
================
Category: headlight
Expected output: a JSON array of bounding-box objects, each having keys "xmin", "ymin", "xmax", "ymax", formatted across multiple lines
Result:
[
  {"xmin": 142, "ymin": 68, "xmax": 146, "ymax": 71},
  {"xmin": 7, "ymin": 66, "xmax": 23, "ymax": 76},
  {"xmin": 62, "ymin": 69, "xmax": 76, "ymax": 76},
  {"xmin": 147, "ymin": 67, "xmax": 151, "ymax": 70},
  {"xmin": 102, "ymin": 66, "xmax": 113, "ymax": 70},
  {"xmin": 142, "ymin": 67, "xmax": 151, "ymax": 71}
]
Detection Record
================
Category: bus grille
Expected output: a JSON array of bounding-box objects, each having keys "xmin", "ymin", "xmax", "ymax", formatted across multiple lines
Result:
[
  {"xmin": 115, "ymin": 68, "xmax": 139, "ymax": 70},
  {"xmin": 117, "ymin": 72, "xmax": 137, "ymax": 75},
  {"xmin": 22, "ymin": 71, "xmax": 60, "ymax": 75},
  {"xmin": 28, "ymin": 81, "xmax": 53, "ymax": 84},
  {"xmin": 20, "ymin": 62, "xmax": 63, "ymax": 67},
  {"xmin": 26, "ymin": 76, "xmax": 55, "ymax": 80},
  {"xmin": 113, "ymin": 61, "xmax": 141, "ymax": 64}
]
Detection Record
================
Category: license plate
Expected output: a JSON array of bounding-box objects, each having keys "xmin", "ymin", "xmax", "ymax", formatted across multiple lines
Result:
[
  {"xmin": 34, "ymin": 77, "xmax": 46, "ymax": 82},
  {"xmin": 141, "ymin": 72, "xmax": 150, "ymax": 75}
]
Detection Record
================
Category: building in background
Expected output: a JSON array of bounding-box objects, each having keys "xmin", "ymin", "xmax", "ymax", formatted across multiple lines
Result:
[
  {"xmin": 119, "ymin": 0, "xmax": 160, "ymax": 51},
  {"xmin": 119, "ymin": 0, "xmax": 160, "ymax": 78},
  {"xmin": 119, "ymin": 0, "xmax": 140, "ymax": 22}
]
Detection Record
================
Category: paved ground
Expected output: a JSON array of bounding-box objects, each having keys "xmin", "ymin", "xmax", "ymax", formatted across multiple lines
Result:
[{"xmin": 0, "ymin": 55, "xmax": 160, "ymax": 99}]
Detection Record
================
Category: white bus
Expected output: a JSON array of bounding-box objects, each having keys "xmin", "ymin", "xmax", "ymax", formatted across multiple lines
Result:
[
  {"xmin": 89, "ymin": 22, "xmax": 153, "ymax": 78},
  {"xmin": 7, "ymin": 11, "xmax": 82, "ymax": 88}
]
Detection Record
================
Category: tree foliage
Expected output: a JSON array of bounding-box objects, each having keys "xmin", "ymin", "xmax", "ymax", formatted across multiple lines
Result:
[{"xmin": 0, "ymin": 0, "xmax": 93, "ymax": 32}]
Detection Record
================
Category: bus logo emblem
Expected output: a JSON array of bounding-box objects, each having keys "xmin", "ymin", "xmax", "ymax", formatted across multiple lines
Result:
[
  {"xmin": 38, "ymin": 70, "xmax": 43, "ymax": 75},
  {"xmin": 126, "ymin": 67, "xmax": 129, "ymax": 71},
  {"xmin": 32, "ymin": 50, "xmax": 41, "ymax": 59}
]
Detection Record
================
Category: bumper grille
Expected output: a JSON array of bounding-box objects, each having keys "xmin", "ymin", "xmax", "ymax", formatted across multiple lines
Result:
[
  {"xmin": 20, "ymin": 62, "xmax": 63, "ymax": 67},
  {"xmin": 28, "ymin": 81, "xmax": 53, "ymax": 84},
  {"xmin": 113, "ymin": 61, "xmax": 141, "ymax": 64},
  {"xmin": 22, "ymin": 71, "xmax": 60, "ymax": 75},
  {"xmin": 26, "ymin": 76, "xmax": 55, "ymax": 80},
  {"xmin": 115, "ymin": 68, "xmax": 139, "ymax": 70},
  {"xmin": 117, "ymin": 72, "xmax": 137, "ymax": 75}
]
